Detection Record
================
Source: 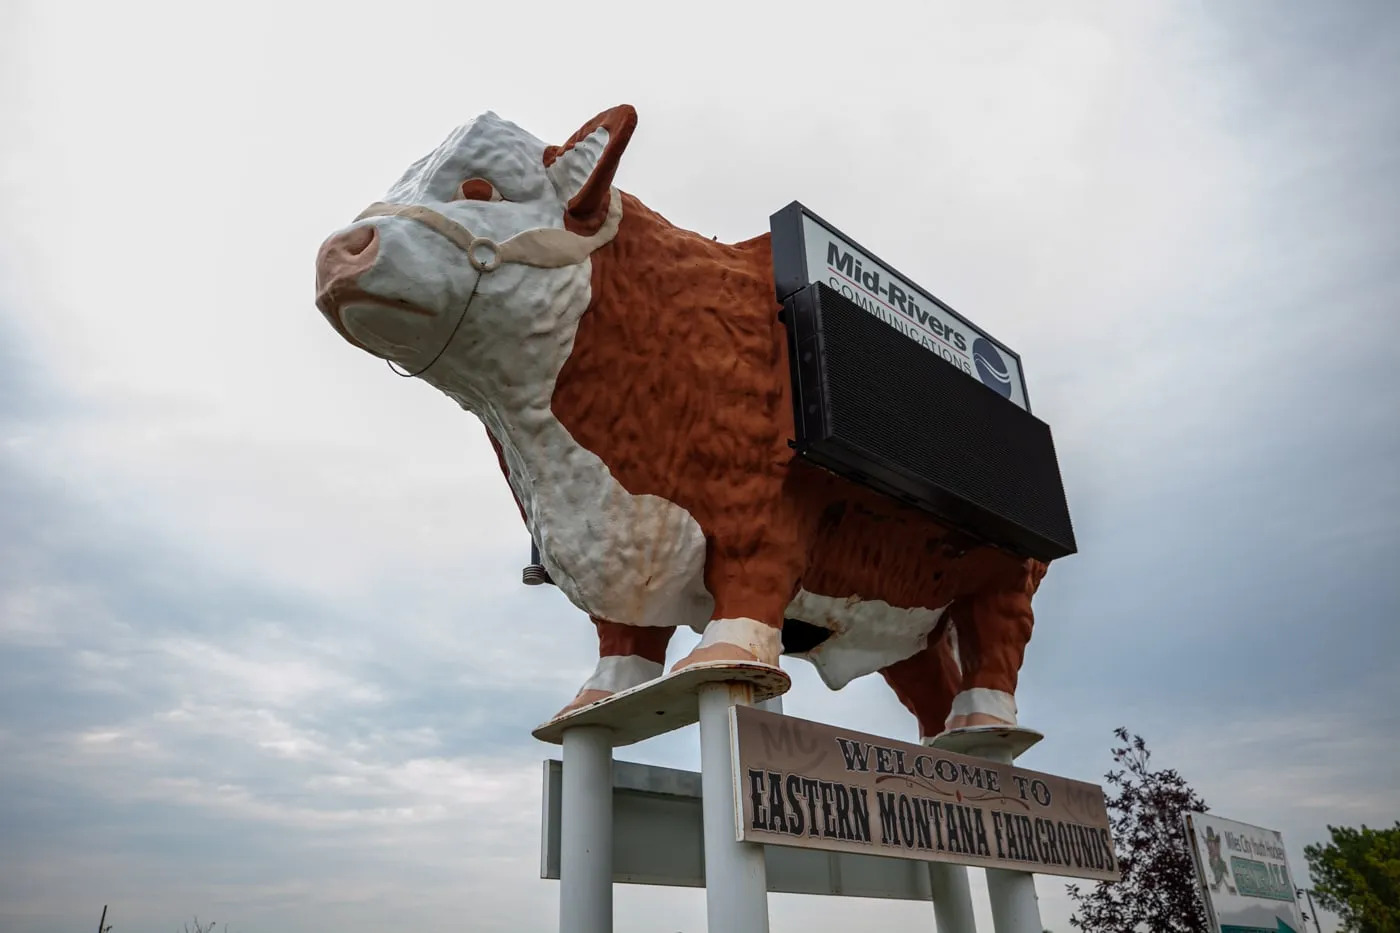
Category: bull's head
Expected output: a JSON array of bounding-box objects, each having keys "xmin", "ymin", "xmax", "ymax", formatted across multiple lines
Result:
[{"xmin": 313, "ymin": 106, "xmax": 636, "ymax": 398}]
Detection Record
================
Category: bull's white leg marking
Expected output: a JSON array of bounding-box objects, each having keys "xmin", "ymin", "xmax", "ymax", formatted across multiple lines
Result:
[
  {"xmin": 783, "ymin": 589, "xmax": 947, "ymax": 689},
  {"xmin": 946, "ymin": 688, "xmax": 1017, "ymax": 728},
  {"xmin": 695, "ymin": 617, "xmax": 783, "ymax": 667},
  {"xmin": 578, "ymin": 655, "xmax": 664, "ymax": 695}
]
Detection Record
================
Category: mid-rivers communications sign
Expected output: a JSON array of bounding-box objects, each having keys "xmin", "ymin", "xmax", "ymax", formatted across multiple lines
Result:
[{"xmin": 731, "ymin": 706, "xmax": 1120, "ymax": 882}]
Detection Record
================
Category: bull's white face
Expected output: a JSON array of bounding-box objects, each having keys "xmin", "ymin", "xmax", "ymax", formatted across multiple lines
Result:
[{"xmin": 313, "ymin": 108, "xmax": 627, "ymax": 406}]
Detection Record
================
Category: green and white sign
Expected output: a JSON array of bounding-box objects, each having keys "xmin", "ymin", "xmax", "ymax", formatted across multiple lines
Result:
[{"xmin": 1183, "ymin": 811, "xmax": 1308, "ymax": 933}]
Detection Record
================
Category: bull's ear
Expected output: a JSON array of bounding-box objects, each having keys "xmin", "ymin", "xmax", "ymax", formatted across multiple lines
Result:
[{"xmin": 544, "ymin": 104, "xmax": 637, "ymax": 235}]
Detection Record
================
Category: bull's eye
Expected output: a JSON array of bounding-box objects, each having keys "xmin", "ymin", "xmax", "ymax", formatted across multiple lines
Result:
[{"xmin": 457, "ymin": 178, "xmax": 502, "ymax": 202}]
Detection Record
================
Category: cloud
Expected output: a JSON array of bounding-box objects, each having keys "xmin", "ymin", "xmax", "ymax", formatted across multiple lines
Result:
[
  {"xmin": 0, "ymin": 323, "xmax": 588, "ymax": 928},
  {"xmin": 0, "ymin": 451, "xmax": 567, "ymax": 932}
]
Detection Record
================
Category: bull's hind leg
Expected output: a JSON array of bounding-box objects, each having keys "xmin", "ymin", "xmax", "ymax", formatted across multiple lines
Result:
[
  {"xmin": 553, "ymin": 618, "xmax": 676, "ymax": 718},
  {"xmin": 946, "ymin": 560, "xmax": 1048, "ymax": 730},
  {"xmin": 879, "ymin": 629, "xmax": 962, "ymax": 744}
]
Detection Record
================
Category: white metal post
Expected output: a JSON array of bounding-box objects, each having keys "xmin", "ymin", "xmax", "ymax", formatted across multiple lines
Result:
[
  {"xmin": 698, "ymin": 681, "xmax": 770, "ymax": 933},
  {"xmin": 960, "ymin": 732, "xmax": 1043, "ymax": 933},
  {"xmin": 983, "ymin": 866, "xmax": 1042, "ymax": 933},
  {"xmin": 919, "ymin": 732, "xmax": 978, "ymax": 933},
  {"xmin": 928, "ymin": 860, "xmax": 979, "ymax": 933},
  {"xmin": 560, "ymin": 724, "xmax": 614, "ymax": 933}
]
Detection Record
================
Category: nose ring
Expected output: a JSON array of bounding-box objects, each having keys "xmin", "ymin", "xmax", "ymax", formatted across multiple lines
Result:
[{"xmin": 468, "ymin": 237, "xmax": 501, "ymax": 272}]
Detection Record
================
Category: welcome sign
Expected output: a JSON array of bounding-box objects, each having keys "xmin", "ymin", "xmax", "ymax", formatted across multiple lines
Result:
[
  {"xmin": 770, "ymin": 201, "xmax": 1032, "ymax": 412},
  {"xmin": 730, "ymin": 706, "xmax": 1119, "ymax": 881}
]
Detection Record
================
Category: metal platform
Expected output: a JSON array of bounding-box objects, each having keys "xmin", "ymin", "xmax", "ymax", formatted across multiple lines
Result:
[{"xmin": 530, "ymin": 660, "xmax": 791, "ymax": 748}]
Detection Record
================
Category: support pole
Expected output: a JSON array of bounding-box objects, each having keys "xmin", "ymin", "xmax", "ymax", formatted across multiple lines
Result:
[
  {"xmin": 559, "ymin": 725, "xmax": 614, "ymax": 933},
  {"xmin": 954, "ymin": 729, "xmax": 1045, "ymax": 933},
  {"xmin": 928, "ymin": 861, "xmax": 978, "ymax": 933},
  {"xmin": 983, "ymin": 867, "xmax": 1042, "ymax": 933},
  {"xmin": 919, "ymin": 734, "xmax": 977, "ymax": 933},
  {"xmin": 698, "ymin": 681, "xmax": 770, "ymax": 933}
]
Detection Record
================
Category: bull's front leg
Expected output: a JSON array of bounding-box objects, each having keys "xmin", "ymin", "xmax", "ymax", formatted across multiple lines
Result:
[
  {"xmin": 945, "ymin": 559, "xmax": 1047, "ymax": 730},
  {"xmin": 669, "ymin": 544, "xmax": 797, "ymax": 673},
  {"xmin": 553, "ymin": 618, "xmax": 676, "ymax": 719}
]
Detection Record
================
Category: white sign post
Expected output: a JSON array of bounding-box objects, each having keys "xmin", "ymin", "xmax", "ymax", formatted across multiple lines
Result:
[
  {"xmin": 1183, "ymin": 812, "xmax": 1308, "ymax": 933},
  {"xmin": 931, "ymin": 727, "xmax": 1050, "ymax": 933},
  {"xmin": 927, "ymin": 859, "xmax": 978, "ymax": 933},
  {"xmin": 698, "ymin": 681, "xmax": 771, "ymax": 933},
  {"xmin": 558, "ymin": 725, "xmax": 615, "ymax": 933}
]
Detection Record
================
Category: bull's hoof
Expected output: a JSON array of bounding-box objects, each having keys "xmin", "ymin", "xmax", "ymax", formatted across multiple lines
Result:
[
  {"xmin": 945, "ymin": 712, "xmax": 1015, "ymax": 731},
  {"xmin": 670, "ymin": 642, "xmax": 762, "ymax": 672},
  {"xmin": 672, "ymin": 617, "xmax": 783, "ymax": 672},
  {"xmin": 551, "ymin": 688, "xmax": 615, "ymax": 720}
]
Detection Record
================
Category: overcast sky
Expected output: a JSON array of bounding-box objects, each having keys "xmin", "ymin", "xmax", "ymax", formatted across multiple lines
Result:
[{"xmin": 2, "ymin": 1, "xmax": 1397, "ymax": 931}]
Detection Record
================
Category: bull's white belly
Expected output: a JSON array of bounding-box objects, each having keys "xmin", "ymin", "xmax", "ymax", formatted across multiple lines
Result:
[{"xmin": 785, "ymin": 591, "xmax": 948, "ymax": 689}]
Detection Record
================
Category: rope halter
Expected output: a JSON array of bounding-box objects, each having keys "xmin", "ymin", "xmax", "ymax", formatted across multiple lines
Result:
[{"xmin": 351, "ymin": 189, "xmax": 624, "ymax": 377}]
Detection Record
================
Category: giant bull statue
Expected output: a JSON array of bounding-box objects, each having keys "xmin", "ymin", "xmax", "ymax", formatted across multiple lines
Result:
[{"xmin": 313, "ymin": 105, "xmax": 1050, "ymax": 742}]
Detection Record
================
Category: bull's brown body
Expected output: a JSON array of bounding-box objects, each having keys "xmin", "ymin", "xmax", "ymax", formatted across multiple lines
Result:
[{"xmin": 503, "ymin": 188, "xmax": 1047, "ymax": 736}]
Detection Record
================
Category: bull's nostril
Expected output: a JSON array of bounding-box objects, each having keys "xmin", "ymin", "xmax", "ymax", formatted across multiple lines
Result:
[
  {"xmin": 342, "ymin": 225, "xmax": 376, "ymax": 256},
  {"xmin": 316, "ymin": 224, "xmax": 380, "ymax": 292}
]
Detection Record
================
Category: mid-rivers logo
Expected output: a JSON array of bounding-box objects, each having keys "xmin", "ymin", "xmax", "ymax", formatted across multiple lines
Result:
[
  {"xmin": 825, "ymin": 242, "xmax": 972, "ymax": 375},
  {"xmin": 972, "ymin": 337, "xmax": 1013, "ymax": 399}
]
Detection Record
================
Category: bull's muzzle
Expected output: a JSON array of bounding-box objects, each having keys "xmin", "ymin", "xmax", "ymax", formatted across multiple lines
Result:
[
  {"xmin": 314, "ymin": 225, "xmax": 380, "ymax": 338},
  {"xmin": 311, "ymin": 190, "xmax": 625, "ymax": 374}
]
